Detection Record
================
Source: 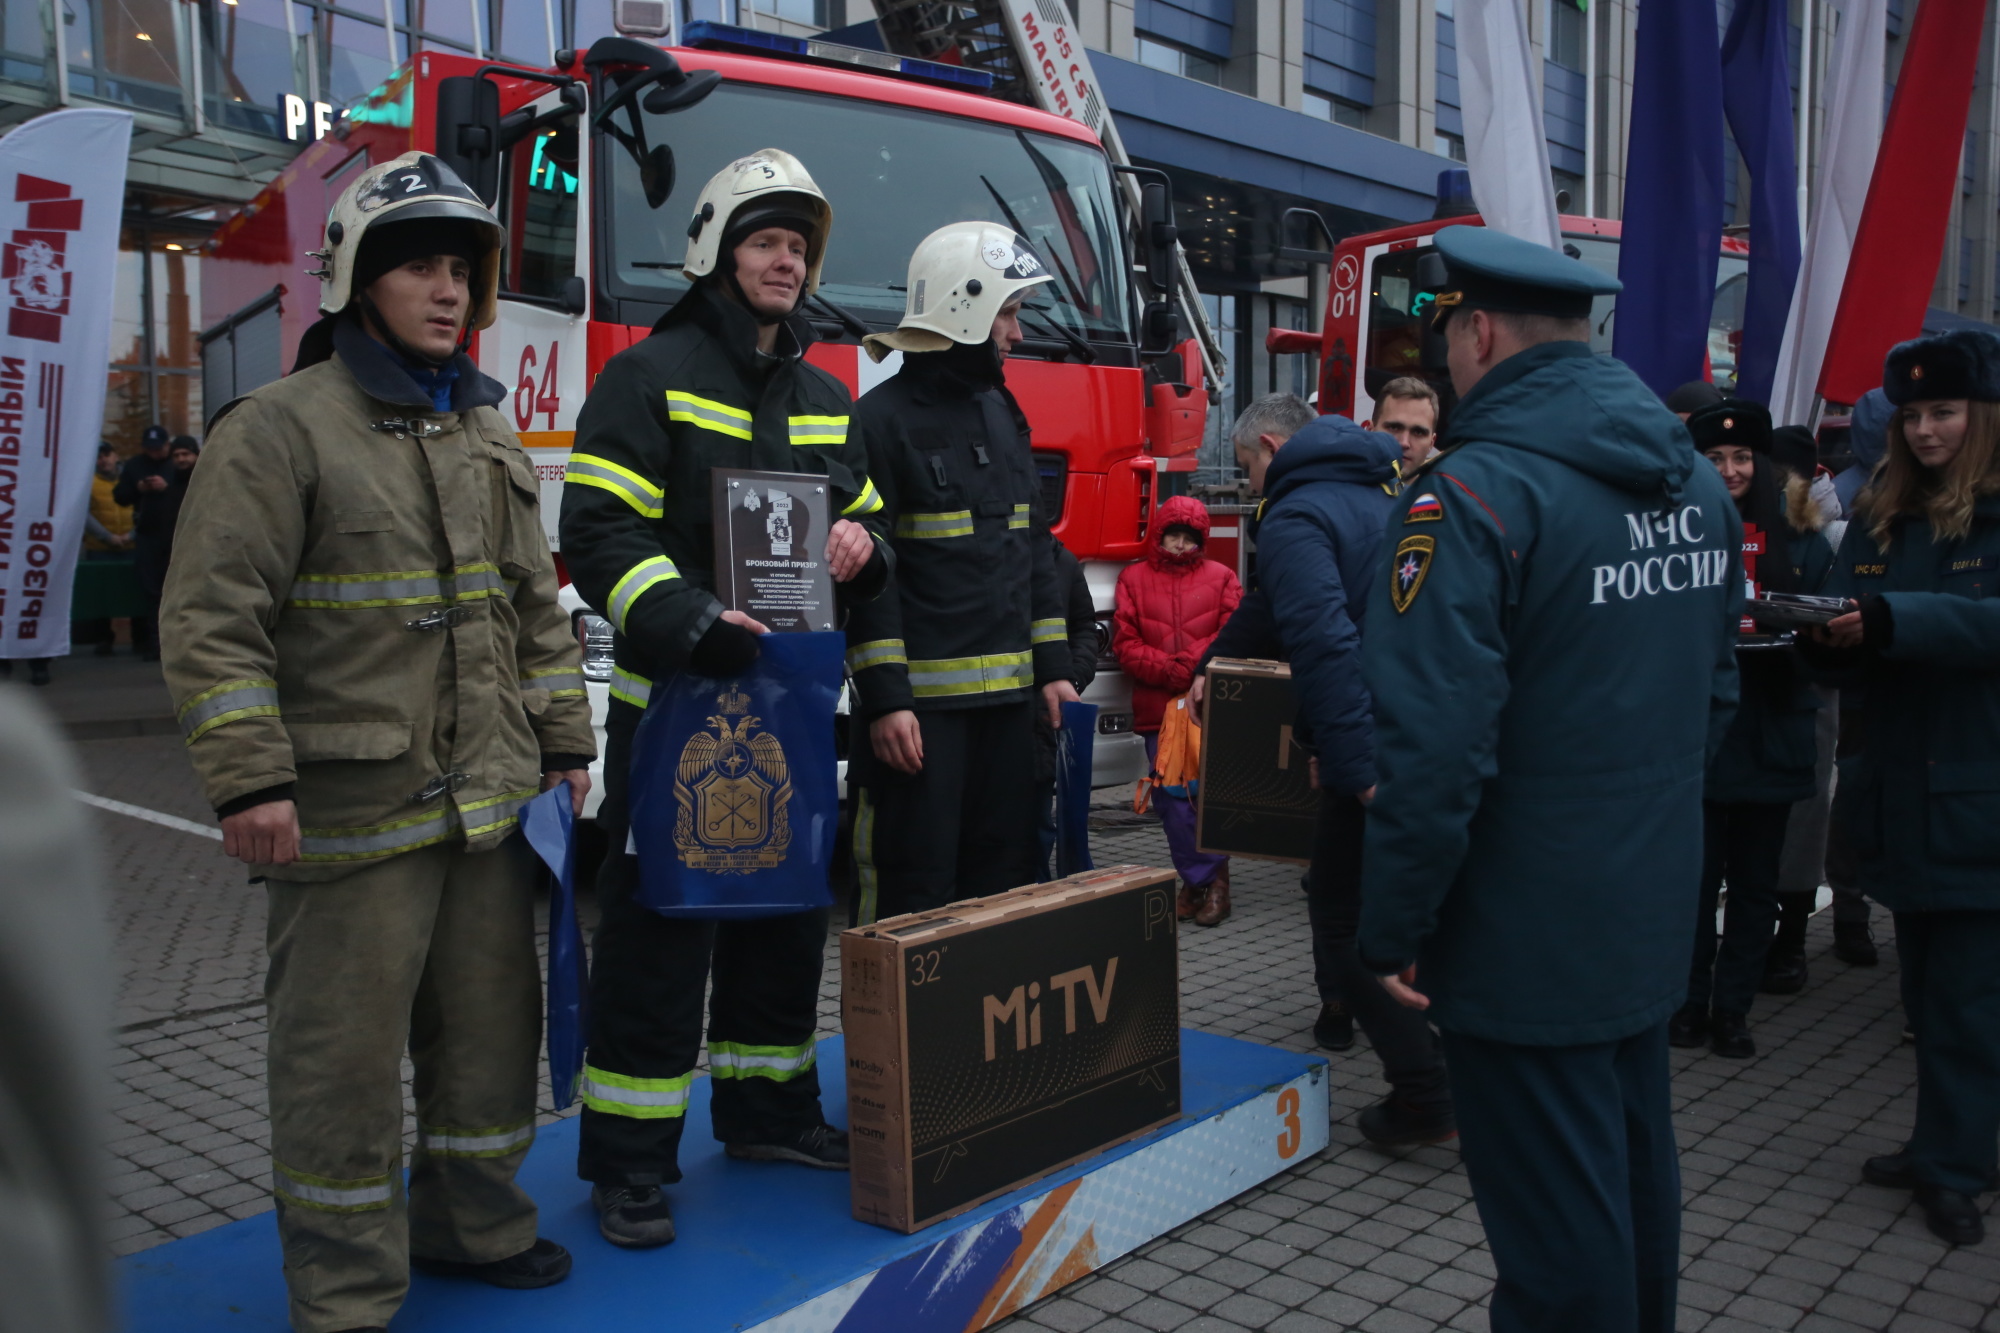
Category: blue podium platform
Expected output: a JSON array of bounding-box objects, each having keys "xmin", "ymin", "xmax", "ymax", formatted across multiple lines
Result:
[{"xmin": 120, "ymin": 1030, "xmax": 1327, "ymax": 1333}]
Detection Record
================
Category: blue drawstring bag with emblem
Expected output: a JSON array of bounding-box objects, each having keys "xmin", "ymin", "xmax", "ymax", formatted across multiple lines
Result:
[
  {"xmin": 520, "ymin": 781, "xmax": 586, "ymax": 1109},
  {"xmin": 629, "ymin": 630, "xmax": 845, "ymax": 919},
  {"xmin": 1056, "ymin": 699, "xmax": 1098, "ymax": 877}
]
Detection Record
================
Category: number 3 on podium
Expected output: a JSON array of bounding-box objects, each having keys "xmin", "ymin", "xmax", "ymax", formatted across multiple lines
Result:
[{"xmin": 1275, "ymin": 1087, "xmax": 1302, "ymax": 1159}]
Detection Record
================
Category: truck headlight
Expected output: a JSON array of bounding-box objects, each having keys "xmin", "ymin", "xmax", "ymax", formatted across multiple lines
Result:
[{"xmin": 575, "ymin": 612, "xmax": 615, "ymax": 683}]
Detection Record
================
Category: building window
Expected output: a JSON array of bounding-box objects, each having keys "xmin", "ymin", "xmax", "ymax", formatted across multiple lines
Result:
[
  {"xmin": 1547, "ymin": 0, "xmax": 1584, "ymax": 72},
  {"xmin": 752, "ymin": 0, "xmax": 831, "ymax": 27},
  {"xmin": 1134, "ymin": 35, "xmax": 1222, "ymax": 85},
  {"xmin": 1303, "ymin": 90, "xmax": 1369, "ymax": 129},
  {"xmin": 1305, "ymin": 0, "xmax": 1374, "ymax": 116},
  {"xmin": 1433, "ymin": 130, "xmax": 1466, "ymax": 161}
]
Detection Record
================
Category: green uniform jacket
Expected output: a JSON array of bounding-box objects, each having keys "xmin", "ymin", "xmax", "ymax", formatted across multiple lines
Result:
[
  {"xmin": 1808, "ymin": 496, "xmax": 2000, "ymax": 911},
  {"xmin": 559, "ymin": 282, "xmax": 886, "ymax": 712},
  {"xmin": 1705, "ymin": 525, "xmax": 1834, "ymax": 805},
  {"xmin": 161, "ymin": 319, "xmax": 595, "ymax": 881},
  {"xmin": 1355, "ymin": 341, "xmax": 1743, "ymax": 1046},
  {"xmin": 842, "ymin": 353, "xmax": 1066, "ymax": 715}
]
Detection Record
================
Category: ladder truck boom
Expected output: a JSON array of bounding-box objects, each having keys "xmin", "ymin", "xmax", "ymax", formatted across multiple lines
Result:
[{"xmin": 873, "ymin": 0, "xmax": 1226, "ymax": 396}]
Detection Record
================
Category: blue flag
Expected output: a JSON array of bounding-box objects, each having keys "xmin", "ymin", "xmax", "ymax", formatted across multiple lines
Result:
[
  {"xmin": 1615, "ymin": 0, "xmax": 1725, "ymax": 398},
  {"xmin": 1720, "ymin": 0, "xmax": 1802, "ymax": 405},
  {"xmin": 520, "ymin": 782, "xmax": 586, "ymax": 1110},
  {"xmin": 629, "ymin": 631, "xmax": 844, "ymax": 919}
]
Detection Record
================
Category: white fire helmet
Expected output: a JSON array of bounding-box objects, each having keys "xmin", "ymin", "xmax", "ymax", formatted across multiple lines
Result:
[
  {"xmin": 863, "ymin": 222, "xmax": 1053, "ymax": 362},
  {"xmin": 683, "ymin": 149, "xmax": 834, "ymax": 295},
  {"xmin": 312, "ymin": 151, "xmax": 506, "ymax": 332}
]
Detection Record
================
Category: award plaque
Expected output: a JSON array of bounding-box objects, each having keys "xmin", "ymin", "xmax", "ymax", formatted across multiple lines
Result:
[{"xmin": 712, "ymin": 469, "xmax": 837, "ymax": 633}]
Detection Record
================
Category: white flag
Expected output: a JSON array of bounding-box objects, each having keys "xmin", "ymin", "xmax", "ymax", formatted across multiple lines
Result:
[
  {"xmin": 0, "ymin": 108, "xmax": 131, "ymax": 659},
  {"xmin": 1770, "ymin": 0, "xmax": 1886, "ymax": 424},
  {"xmin": 1457, "ymin": 0, "xmax": 1562, "ymax": 249}
]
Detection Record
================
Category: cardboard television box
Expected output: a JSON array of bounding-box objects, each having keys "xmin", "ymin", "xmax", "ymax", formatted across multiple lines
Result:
[
  {"xmin": 841, "ymin": 865, "xmax": 1181, "ymax": 1233},
  {"xmin": 1197, "ymin": 657, "xmax": 1317, "ymax": 864}
]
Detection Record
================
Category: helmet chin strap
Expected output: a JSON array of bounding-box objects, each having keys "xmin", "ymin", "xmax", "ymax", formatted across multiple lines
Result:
[{"xmin": 354, "ymin": 290, "xmax": 460, "ymax": 368}]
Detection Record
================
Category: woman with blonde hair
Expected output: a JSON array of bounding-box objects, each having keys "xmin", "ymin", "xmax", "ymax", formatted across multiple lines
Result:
[{"xmin": 1803, "ymin": 327, "xmax": 2000, "ymax": 1248}]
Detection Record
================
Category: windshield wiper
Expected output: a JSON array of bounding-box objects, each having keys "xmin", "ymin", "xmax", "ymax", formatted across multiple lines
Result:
[
  {"xmin": 807, "ymin": 292, "xmax": 870, "ymax": 340},
  {"xmin": 979, "ymin": 173, "xmax": 1093, "ymax": 317},
  {"xmin": 1021, "ymin": 308, "xmax": 1095, "ymax": 363}
]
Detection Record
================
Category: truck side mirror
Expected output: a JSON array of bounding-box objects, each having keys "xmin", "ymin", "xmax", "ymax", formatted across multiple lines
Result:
[
  {"xmin": 1140, "ymin": 299, "xmax": 1179, "ymax": 355},
  {"xmin": 436, "ymin": 77, "xmax": 501, "ymax": 206},
  {"xmin": 560, "ymin": 275, "xmax": 587, "ymax": 316},
  {"xmin": 1139, "ymin": 181, "xmax": 1178, "ymax": 300}
]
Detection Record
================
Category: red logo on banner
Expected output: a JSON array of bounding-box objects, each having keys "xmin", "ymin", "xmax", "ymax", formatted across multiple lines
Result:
[{"xmin": 3, "ymin": 174, "xmax": 80, "ymax": 344}]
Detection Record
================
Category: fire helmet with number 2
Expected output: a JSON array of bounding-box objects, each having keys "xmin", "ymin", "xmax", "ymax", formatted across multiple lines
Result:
[
  {"xmin": 313, "ymin": 150, "xmax": 505, "ymax": 334},
  {"xmin": 682, "ymin": 149, "xmax": 834, "ymax": 298},
  {"xmin": 863, "ymin": 222, "xmax": 1053, "ymax": 362}
]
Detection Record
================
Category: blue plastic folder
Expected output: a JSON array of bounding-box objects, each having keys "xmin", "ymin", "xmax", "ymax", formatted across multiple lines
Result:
[
  {"xmin": 520, "ymin": 782, "xmax": 586, "ymax": 1110},
  {"xmin": 1056, "ymin": 698, "xmax": 1098, "ymax": 877},
  {"xmin": 630, "ymin": 630, "xmax": 845, "ymax": 919}
]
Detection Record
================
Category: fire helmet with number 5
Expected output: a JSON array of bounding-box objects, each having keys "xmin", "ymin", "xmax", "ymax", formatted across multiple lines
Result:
[
  {"xmin": 682, "ymin": 149, "xmax": 834, "ymax": 301},
  {"xmin": 863, "ymin": 222, "xmax": 1053, "ymax": 361},
  {"xmin": 311, "ymin": 151, "xmax": 505, "ymax": 336}
]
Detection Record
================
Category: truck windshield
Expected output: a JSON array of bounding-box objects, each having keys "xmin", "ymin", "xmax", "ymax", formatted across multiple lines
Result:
[{"xmin": 605, "ymin": 81, "xmax": 1130, "ymax": 342}]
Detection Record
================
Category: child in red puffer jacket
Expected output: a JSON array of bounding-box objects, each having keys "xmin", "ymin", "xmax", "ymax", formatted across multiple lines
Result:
[{"xmin": 1113, "ymin": 494, "xmax": 1243, "ymax": 925}]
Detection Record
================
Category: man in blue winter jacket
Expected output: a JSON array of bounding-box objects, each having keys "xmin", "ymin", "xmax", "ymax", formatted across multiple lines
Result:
[
  {"xmin": 1257, "ymin": 414, "xmax": 1457, "ymax": 1145},
  {"xmin": 1356, "ymin": 227, "xmax": 1743, "ymax": 1333}
]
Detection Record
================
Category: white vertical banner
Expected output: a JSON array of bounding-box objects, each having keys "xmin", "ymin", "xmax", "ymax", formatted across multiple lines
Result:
[
  {"xmin": 0, "ymin": 108, "xmax": 131, "ymax": 659},
  {"xmin": 1769, "ymin": 0, "xmax": 1885, "ymax": 425},
  {"xmin": 1457, "ymin": 0, "xmax": 1563, "ymax": 249}
]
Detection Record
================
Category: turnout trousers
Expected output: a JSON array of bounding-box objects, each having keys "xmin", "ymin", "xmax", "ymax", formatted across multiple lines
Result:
[
  {"xmin": 264, "ymin": 837, "xmax": 542, "ymax": 1333},
  {"xmin": 1896, "ymin": 909, "xmax": 2000, "ymax": 1197},
  {"xmin": 577, "ymin": 711, "xmax": 829, "ymax": 1186},
  {"xmin": 851, "ymin": 698, "xmax": 1039, "ymax": 922},
  {"xmin": 1440, "ymin": 1024, "xmax": 1680, "ymax": 1333}
]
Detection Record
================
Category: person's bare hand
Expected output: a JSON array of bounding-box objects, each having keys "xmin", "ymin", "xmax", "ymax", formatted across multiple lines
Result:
[
  {"xmin": 1042, "ymin": 679, "xmax": 1081, "ymax": 729},
  {"xmin": 1813, "ymin": 609, "xmax": 1865, "ymax": 649},
  {"xmin": 1358, "ymin": 784, "xmax": 1377, "ymax": 805},
  {"xmin": 221, "ymin": 799, "xmax": 300, "ymax": 867},
  {"xmin": 825, "ymin": 519, "xmax": 874, "ymax": 583},
  {"xmin": 543, "ymin": 768, "xmax": 591, "ymax": 817},
  {"xmin": 871, "ymin": 710, "xmax": 924, "ymax": 774},
  {"xmin": 1189, "ymin": 672, "xmax": 1206, "ymax": 710},
  {"xmin": 140, "ymin": 474, "xmax": 166, "ymax": 492},
  {"xmin": 1379, "ymin": 965, "xmax": 1429, "ymax": 1010},
  {"xmin": 720, "ymin": 609, "xmax": 771, "ymax": 635},
  {"xmin": 1307, "ymin": 756, "xmax": 1320, "ymax": 790}
]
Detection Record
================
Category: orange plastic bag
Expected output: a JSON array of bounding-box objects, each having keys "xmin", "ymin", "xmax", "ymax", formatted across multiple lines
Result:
[{"xmin": 1133, "ymin": 693, "xmax": 1201, "ymax": 814}]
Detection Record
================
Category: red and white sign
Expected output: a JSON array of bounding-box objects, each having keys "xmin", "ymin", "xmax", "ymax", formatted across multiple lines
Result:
[
  {"xmin": 1002, "ymin": 0, "xmax": 1111, "ymax": 138},
  {"xmin": 0, "ymin": 109, "xmax": 129, "ymax": 658}
]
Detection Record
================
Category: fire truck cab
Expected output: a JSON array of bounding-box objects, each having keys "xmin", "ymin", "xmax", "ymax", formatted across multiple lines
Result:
[{"xmin": 202, "ymin": 27, "xmax": 1211, "ymax": 807}]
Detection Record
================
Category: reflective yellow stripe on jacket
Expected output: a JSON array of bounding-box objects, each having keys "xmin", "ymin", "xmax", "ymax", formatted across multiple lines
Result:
[
  {"xmin": 1009, "ymin": 503, "xmax": 1031, "ymax": 530},
  {"xmin": 665, "ymin": 391, "xmax": 753, "ymax": 440},
  {"xmin": 842, "ymin": 476, "xmax": 884, "ymax": 517},
  {"xmin": 178, "ymin": 677, "xmax": 280, "ymax": 743},
  {"xmin": 565, "ymin": 453, "xmax": 664, "ymax": 519},
  {"xmin": 907, "ymin": 650, "xmax": 1034, "ymax": 698},
  {"xmin": 1031, "ymin": 617, "xmax": 1067, "ymax": 645},
  {"xmin": 609, "ymin": 666, "xmax": 652, "ymax": 709},
  {"xmin": 286, "ymin": 562, "xmax": 507, "ymax": 610},
  {"xmin": 788, "ymin": 414, "xmax": 849, "ymax": 446},
  {"xmin": 895, "ymin": 510, "xmax": 974, "ymax": 540},
  {"xmin": 607, "ymin": 556, "xmax": 680, "ymax": 634},
  {"xmin": 521, "ymin": 667, "xmax": 586, "ymax": 698},
  {"xmin": 295, "ymin": 787, "xmax": 535, "ymax": 863},
  {"xmin": 845, "ymin": 638, "xmax": 906, "ymax": 673}
]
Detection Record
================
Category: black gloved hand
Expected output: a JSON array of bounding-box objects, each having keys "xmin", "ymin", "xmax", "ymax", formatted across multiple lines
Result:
[
  {"xmin": 689, "ymin": 615, "xmax": 762, "ymax": 678},
  {"xmin": 1858, "ymin": 594, "xmax": 1895, "ymax": 652}
]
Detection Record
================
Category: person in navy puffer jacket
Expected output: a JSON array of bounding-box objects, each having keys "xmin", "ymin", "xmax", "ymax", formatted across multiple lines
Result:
[
  {"xmin": 1259, "ymin": 413, "xmax": 1458, "ymax": 1147},
  {"xmin": 1113, "ymin": 494, "xmax": 1242, "ymax": 923}
]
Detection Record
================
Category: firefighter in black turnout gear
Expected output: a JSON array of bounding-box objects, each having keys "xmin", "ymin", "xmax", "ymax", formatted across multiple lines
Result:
[
  {"xmin": 559, "ymin": 150, "xmax": 888, "ymax": 1249},
  {"xmin": 846, "ymin": 222, "xmax": 1077, "ymax": 921}
]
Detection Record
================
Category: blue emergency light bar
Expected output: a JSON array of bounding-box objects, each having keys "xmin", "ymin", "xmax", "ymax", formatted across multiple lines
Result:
[{"xmin": 679, "ymin": 20, "xmax": 995, "ymax": 92}]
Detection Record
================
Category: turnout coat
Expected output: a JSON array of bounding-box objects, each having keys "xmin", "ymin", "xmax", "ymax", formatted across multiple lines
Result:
[{"xmin": 1355, "ymin": 341, "xmax": 1744, "ymax": 1046}]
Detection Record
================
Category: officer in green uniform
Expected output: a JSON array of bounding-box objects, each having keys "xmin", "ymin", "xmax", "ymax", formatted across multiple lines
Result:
[
  {"xmin": 1355, "ymin": 226, "xmax": 1743, "ymax": 1333},
  {"xmin": 1803, "ymin": 327, "xmax": 2000, "ymax": 1247}
]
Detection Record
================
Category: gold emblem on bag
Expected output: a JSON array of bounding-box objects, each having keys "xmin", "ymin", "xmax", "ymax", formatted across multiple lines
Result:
[{"xmin": 673, "ymin": 686, "xmax": 793, "ymax": 872}]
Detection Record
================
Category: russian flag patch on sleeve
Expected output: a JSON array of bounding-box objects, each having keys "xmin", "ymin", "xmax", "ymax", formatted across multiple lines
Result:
[{"xmin": 1405, "ymin": 492, "xmax": 1443, "ymax": 523}]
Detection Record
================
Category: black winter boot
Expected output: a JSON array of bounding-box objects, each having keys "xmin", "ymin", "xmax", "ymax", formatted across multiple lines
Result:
[
  {"xmin": 1668, "ymin": 1000, "xmax": 1709, "ymax": 1048},
  {"xmin": 1357, "ymin": 1094, "xmax": 1457, "ymax": 1148},
  {"xmin": 411, "ymin": 1237, "xmax": 572, "ymax": 1288},
  {"xmin": 726, "ymin": 1122, "xmax": 850, "ymax": 1169}
]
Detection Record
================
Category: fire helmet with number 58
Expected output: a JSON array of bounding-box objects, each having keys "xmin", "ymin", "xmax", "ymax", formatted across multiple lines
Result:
[{"xmin": 863, "ymin": 222, "xmax": 1053, "ymax": 361}]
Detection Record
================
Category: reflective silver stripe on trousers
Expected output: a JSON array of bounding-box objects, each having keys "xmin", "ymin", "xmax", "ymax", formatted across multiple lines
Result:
[
  {"xmin": 580, "ymin": 1073, "xmax": 690, "ymax": 1109},
  {"xmin": 418, "ymin": 1122, "xmax": 536, "ymax": 1155},
  {"xmin": 272, "ymin": 1173, "xmax": 393, "ymax": 1208},
  {"xmin": 178, "ymin": 684, "xmax": 280, "ymax": 738}
]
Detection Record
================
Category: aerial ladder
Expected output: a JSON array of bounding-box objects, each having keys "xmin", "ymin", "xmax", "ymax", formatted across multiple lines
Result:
[{"xmin": 870, "ymin": 0, "xmax": 1227, "ymax": 394}]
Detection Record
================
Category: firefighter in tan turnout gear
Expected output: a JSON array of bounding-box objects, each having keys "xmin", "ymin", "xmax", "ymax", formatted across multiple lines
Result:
[{"xmin": 160, "ymin": 152, "xmax": 593, "ymax": 1333}]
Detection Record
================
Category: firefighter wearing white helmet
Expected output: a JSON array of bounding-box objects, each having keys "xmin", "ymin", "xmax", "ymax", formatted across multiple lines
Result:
[
  {"xmin": 559, "ymin": 150, "xmax": 888, "ymax": 1248},
  {"xmin": 845, "ymin": 223, "xmax": 1075, "ymax": 921},
  {"xmin": 159, "ymin": 148, "xmax": 592, "ymax": 1330}
]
